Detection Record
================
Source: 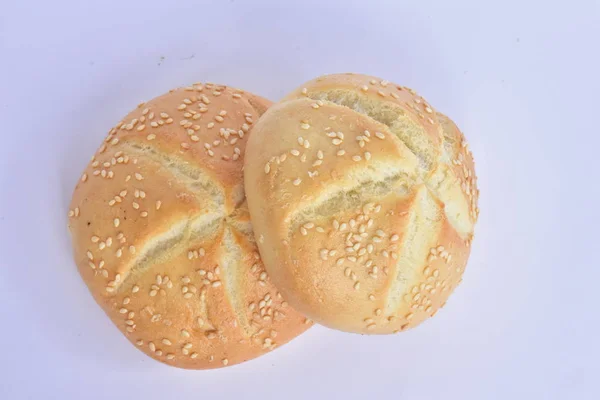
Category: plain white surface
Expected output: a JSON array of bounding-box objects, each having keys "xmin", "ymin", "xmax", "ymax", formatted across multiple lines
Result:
[{"xmin": 1, "ymin": 0, "xmax": 599, "ymax": 398}]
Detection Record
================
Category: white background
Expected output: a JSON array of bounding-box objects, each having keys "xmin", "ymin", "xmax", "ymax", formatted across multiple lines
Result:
[{"xmin": 1, "ymin": 0, "xmax": 599, "ymax": 398}]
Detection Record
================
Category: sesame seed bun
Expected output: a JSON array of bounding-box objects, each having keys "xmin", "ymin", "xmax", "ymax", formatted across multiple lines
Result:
[
  {"xmin": 68, "ymin": 83, "xmax": 311, "ymax": 369},
  {"xmin": 243, "ymin": 73, "xmax": 479, "ymax": 334}
]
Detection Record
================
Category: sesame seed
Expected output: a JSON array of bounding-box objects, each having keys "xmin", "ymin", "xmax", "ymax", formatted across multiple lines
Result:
[
  {"xmin": 264, "ymin": 163, "xmax": 271, "ymax": 174},
  {"xmin": 86, "ymin": 251, "xmax": 93, "ymax": 260},
  {"xmin": 361, "ymin": 85, "xmax": 368, "ymax": 92},
  {"xmin": 364, "ymin": 152, "xmax": 371, "ymax": 160},
  {"xmin": 212, "ymin": 281, "xmax": 222, "ymax": 287},
  {"xmin": 300, "ymin": 123, "xmax": 310, "ymax": 130},
  {"xmin": 375, "ymin": 132, "xmax": 385, "ymax": 139},
  {"xmin": 352, "ymin": 155, "xmax": 362, "ymax": 162},
  {"xmin": 332, "ymin": 138, "xmax": 342, "ymax": 146},
  {"xmin": 354, "ymin": 281, "xmax": 361, "ymax": 290},
  {"xmin": 301, "ymin": 88, "xmax": 308, "ymax": 95},
  {"xmin": 293, "ymin": 178, "xmax": 301, "ymax": 186},
  {"xmin": 222, "ymin": 359, "xmax": 229, "ymax": 366},
  {"xmin": 336, "ymin": 150, "xmax": 345, "ymax": 156}
]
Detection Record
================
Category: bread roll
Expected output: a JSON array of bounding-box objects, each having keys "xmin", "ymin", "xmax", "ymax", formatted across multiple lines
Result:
[
  {"xmin": 244, "ymin": 73, "xmax": 479, "ymax": 334},
  {"xmin": 67, "ymin": 83, "xmax": 311, "ymax": 369}
]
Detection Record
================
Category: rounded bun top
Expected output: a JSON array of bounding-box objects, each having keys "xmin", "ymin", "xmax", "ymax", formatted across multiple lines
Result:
[
  {"xmin": 68, "ymin": 83, "xmax": 310, "ymax": 369},
  {"xmin": 244, "ymin": 73, "xmax": 479, "ymax": 334}
]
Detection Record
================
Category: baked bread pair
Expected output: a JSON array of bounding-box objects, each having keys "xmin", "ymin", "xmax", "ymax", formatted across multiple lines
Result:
[{"xmin": 68, "ymin": 74, "xmax": 478, "ymax": 369}]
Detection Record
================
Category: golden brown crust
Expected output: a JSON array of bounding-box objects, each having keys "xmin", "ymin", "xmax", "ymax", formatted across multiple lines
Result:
[
  {"xmin": 244, "ymin": 73, "xmax": 479, "ymax": 334},
  {"xmin": 67, "ymin": 84, "xmax": 311, "ymax": 369}
]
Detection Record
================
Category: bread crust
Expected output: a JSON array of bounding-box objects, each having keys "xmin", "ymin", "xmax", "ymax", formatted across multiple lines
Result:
[
  {"xmin": 244, "ymin": 73, "xmax": 479, "ymax": 334},
  {"xmin": 68, "ymin": 84, "xmax": 310, "ymax": 369}
]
